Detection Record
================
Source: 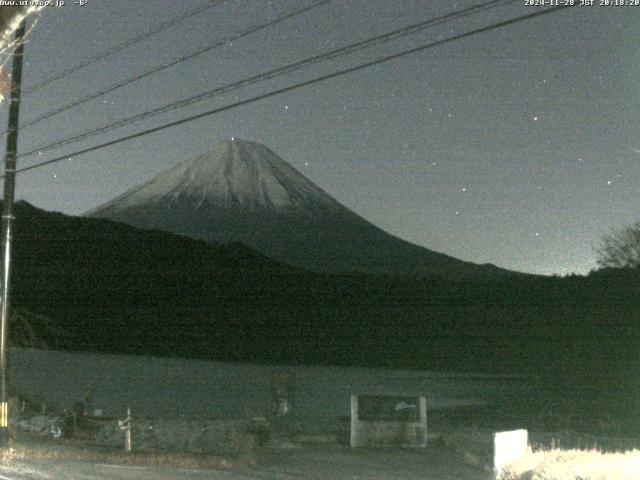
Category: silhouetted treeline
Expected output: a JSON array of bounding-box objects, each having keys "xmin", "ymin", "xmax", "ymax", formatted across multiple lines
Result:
[{"xmin": 6, "ymin": 202, "xmax": 640, "ymax": 417}]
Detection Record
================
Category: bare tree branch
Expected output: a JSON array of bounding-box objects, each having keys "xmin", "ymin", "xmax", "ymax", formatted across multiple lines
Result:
[{"xmin": 596, "ymin": 222, "xmax": 640, "ymax": 269}]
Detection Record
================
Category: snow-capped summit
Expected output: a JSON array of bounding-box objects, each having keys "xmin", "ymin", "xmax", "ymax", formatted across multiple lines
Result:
[
  {"xmin": 88, "ymin": 138, "xmax": 339, "ymax": 213},
  {"xmin": 86, "ymin": 139, "xmax": 508, "ymax": 278}
]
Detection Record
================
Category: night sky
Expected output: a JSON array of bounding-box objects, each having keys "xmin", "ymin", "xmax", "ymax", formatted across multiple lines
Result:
[{"xmin": 1, "ymin": 0, "xmax": 638, "ymax": 276}]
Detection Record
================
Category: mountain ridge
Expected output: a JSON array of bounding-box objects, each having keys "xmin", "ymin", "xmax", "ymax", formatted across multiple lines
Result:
[{"xmin": 86, "ymin": 138, "xmax": 514, "ymax": 279}]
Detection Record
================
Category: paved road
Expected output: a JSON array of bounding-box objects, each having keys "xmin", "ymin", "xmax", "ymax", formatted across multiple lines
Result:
[
  {"xmin": 0, "ymin": 460, "xmax": 245, "ymax": 479},
  {"xmin": 0, "ymin": 443, "xmax": 493, "ymax": 480}
]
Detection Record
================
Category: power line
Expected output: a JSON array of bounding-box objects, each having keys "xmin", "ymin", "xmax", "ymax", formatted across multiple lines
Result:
[
  {"xmin": 11, "ymin": 4, "xmax": 574, "ymax": 177},
  {"xmin": 22, "ymin": 0, "xmax": 230, "ymax": 95},
  {"xmin": 20, "ymin": 0, "xmax": 517, "ymax": 158},
  {"xmin": 18, "ymin": 0, "xmax": 333, "ymax": 131}
]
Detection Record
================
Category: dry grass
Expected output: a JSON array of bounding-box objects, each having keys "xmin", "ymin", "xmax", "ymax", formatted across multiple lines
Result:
[
  {"xmin": 502, "ymin": 447, "xmax": 640, "ymax": 480},
  {"xmin": 0, "ymin": 439, "xmax": 256, "ymax": 470}
]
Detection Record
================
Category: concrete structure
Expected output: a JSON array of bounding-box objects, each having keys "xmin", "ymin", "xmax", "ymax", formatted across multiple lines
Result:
[
  {"xmin": 350, "ymin": 395, "xmax": 427, "ymax": 447},
  {"xmin": 494, "ymin": 429, "xmax": 528, "ymax": 477}
]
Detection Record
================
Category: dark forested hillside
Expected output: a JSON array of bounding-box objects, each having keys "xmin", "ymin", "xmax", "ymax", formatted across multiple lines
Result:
[{"xmin": 6, "ymin": 201, "xmax": 640, "ymax": 398}]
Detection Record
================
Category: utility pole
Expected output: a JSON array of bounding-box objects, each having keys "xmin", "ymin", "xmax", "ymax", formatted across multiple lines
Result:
[{"xmin": 0, "ymin": 19, "xmax": 26, "ymax": 447}]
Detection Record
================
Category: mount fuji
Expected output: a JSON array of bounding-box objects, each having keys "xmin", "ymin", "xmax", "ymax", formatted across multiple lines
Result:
[{"xmin": 86, "ymin": 138, "xmax": 508, "ymax": 278}]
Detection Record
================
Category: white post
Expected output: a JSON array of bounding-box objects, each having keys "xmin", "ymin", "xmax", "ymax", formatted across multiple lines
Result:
[{"xmin": 119, "ymin": 407, "xmax": 132, "ymax": 453}]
